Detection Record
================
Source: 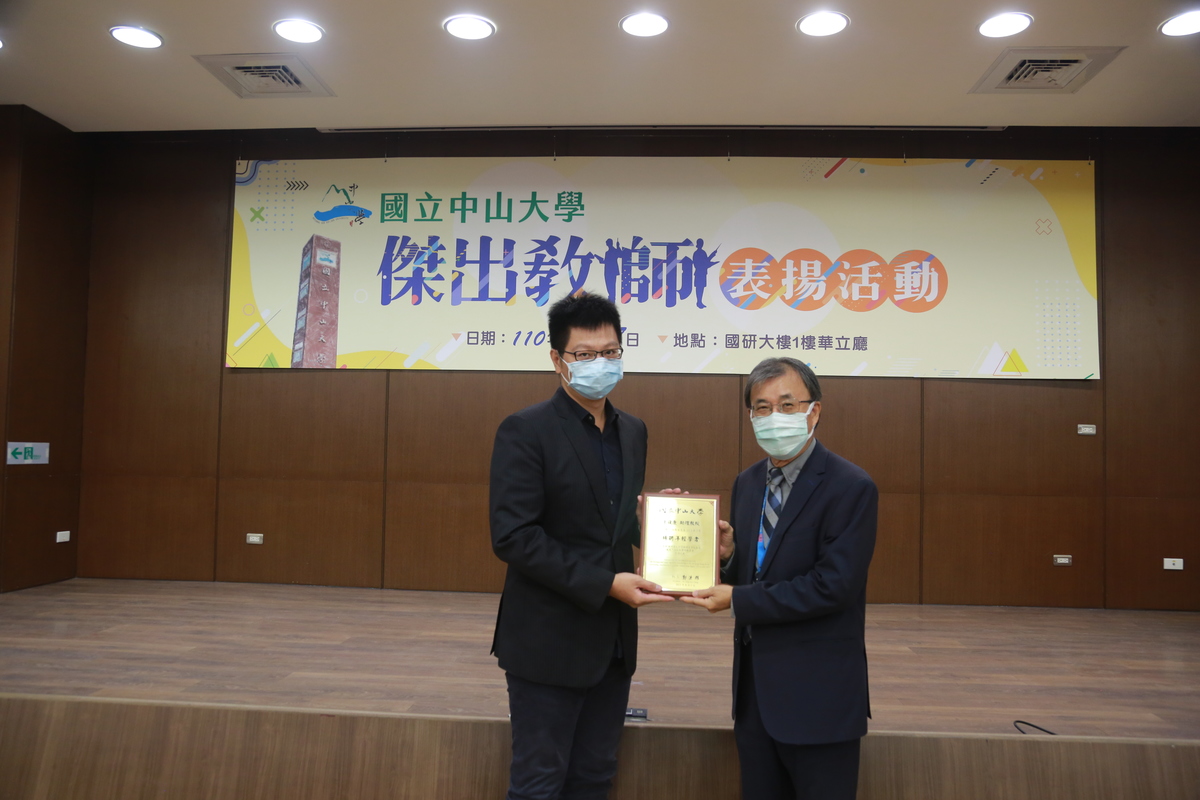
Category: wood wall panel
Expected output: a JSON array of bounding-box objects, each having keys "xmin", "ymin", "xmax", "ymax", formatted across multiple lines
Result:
[
  {"xmin": 615, "ymin": 374, "xmax": 741, "ymax": 496},
  {"xmin": 216, "ymin": 479, "xmax": 383, "ymax": 588},
  {"xmin": 77, "ymin": 476, "xmax": 216, "ymax": 581},
  {"xmin": 1105, "ymin": 497, "xmax": 1200, "ymax": 611},
  {"xmin": 0, "ymin": 475, "xmax": 79, "ymax": 592},
  {"xmin": 5, "ymin": 108, "xmax": 91, "ymax": 476},
  {"xmin": 388, "ymin": 371, "xmax": 554, "ymax": 485},
  {"xmin": 816, "ymin": 377, "xmax": 922, "ymax": 495},
  {"xmin": 923, "ymin": 495, "xmax": 1104, "ymax": 607},
  {"xmin": 219, "ymin": 370, "xmax": 387, "ymax": 481},
  {"xmin": 1101, "ymin": 135, "xmax": 1200, "ymax": 500},
  {"xmin": 81, "ymin": 139, "xmax": 230, "ymax": 479},
  {"xmin": 0, "ymin": 108, "xmax": 19, "ymax": 452},
  {"xmin": 385, "ymin": 371, "xmax": 552, "ymax": 591},
  {"xmin": 3, "ymin": 694, "xmax": 1198, "ymax": 800},
  {"xmin": 924, "ymin": 380, "xmax": 1104, "ymax": 497},
  {"xmin": 868, "ymin": 493, "xmax": 921, "ymax": 604},
  {"xmin": 385, "ymin": 482, "xmax": 503, "ymax": 591}
]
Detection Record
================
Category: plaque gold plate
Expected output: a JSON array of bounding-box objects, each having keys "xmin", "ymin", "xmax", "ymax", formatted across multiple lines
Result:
[{"xmin": 639, "ymin": 493, "xmax": 721, "ymax": 596}]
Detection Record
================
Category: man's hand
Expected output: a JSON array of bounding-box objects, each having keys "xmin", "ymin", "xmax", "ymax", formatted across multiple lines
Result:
[
  {"xmin": 717, "ymin": 520, "xmax": 734, "ymax": 562},
  {"xmin": 610, "ymin": 572, "xmax": 675, "ymax": 607},
  {"xmin": 680, "ymin": 584, "xmax": 733, "ymax": 613}
]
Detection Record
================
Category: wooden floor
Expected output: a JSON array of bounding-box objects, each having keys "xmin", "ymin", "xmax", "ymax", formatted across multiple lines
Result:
[{"xmin": 1, "ymin": 578, "xmax": 1198, "ymax": 741}]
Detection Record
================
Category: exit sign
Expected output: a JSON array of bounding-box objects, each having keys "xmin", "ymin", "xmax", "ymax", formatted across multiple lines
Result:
[{"xmin": 7, "ymin": 442, "xmax": 49, "ymax": 465}]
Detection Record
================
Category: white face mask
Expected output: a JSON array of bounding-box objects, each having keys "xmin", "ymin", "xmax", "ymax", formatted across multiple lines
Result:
[{"xmin": 751, "ymin": 404, "xmax": 816, "ymax": 461}]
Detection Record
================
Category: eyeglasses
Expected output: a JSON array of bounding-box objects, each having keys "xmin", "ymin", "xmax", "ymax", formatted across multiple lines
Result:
[
  {"xmin": 561, "ymin": 347, "xmax": 624, "ymax": 362},
  {"xmin": 749, "ymin": 399, "xmax": 814, "ymax": 418}
]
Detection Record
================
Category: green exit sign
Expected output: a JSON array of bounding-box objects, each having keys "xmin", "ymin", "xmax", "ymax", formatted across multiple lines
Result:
[{"xmin": 7, "ymin": 442, "xmax": 49, "ymax": 465}]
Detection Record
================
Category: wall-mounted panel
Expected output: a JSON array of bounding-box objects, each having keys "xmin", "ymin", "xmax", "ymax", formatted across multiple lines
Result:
[
  {"xmin": 1106, "ymin": 497, "xmax": 1199, "ymax": 611},
  {"xmin": 5, "ymin": 109, "xmax": 91, "ymax": 477},
  {"xmin": 0, "ymin": 475, "xmax": 79, "ymax": 592},
  {"xmin": 81, "ymin": 140, "xmax": 231, "ymax": 479},
  {"xmin": 219, "ymin": 370, "xmax": 387, "ymax": 482},
  {"xmin": 216, "ymin": 478, "xmax": 383, "ymax": 588},
  {"xmin": 388, "ymin": 371, "xmax": 554, "ymax": 485},
  {"xmin": 615, "ymin": 374, "xmax": 742, "ymax": 497},
  {"xmin": 385, "ymin": 482, "xmax": 503, "ymax": 592},
  {"xmin": 78, "ymin": 475, "xmax": 216, "ymax": 580},
  {"xmin": 924, "ymin": 380, "xmax": 1103, "ymax": 497},
  {"xmin": 1101, "ymin": 138, "xmax": 1200, "ymax": 500},
  {"xmin": 868, "ymin": 493, "xmax": 921, "ymax": 605},
  {"xmin": 923, "ymin": 495, "xmax": 1104, "ymax": 607},
  {"xmin": 818, "ymin": 377, "xmax": 922, "ymax": 495}
]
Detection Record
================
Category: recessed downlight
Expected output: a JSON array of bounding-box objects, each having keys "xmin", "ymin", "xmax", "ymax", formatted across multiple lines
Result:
[
  {"xmin": 444, "ymin": 14, "xmax": 496, "ymax": 39},
  {"xmin": 110, "ymin": 26, "xmax": 163, "ymax": 48},
  {"xmin": 1160, "ymin": 10, "xmax": 1200, "ymax": 36},
  {"xmin": 273, "ymin": 19, "xmax": 324, "ymax": 43},
  {"xmin": 620, "ymin": 12, "xmax": 669, "ymax": 37},
  {"xmin": 979, "ymin": 12, "xmax": 1033, "ymax": 38},
  {"xmin": 797, "ymin": 11, "xmax": 850, "ymax": 37}
]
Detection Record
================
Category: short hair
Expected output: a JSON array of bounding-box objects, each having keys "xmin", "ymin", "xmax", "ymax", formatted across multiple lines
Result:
[
  {"xmin": 744, "ymin": 357, "xmax": 822, "ymax": 408},
  {"xmin": 547, "ymin": 292, "xmax": 623, "ymax": 354}
]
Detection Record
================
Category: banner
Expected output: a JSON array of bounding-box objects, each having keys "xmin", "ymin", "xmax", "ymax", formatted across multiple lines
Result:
[{"xmin": 228, "ymin": 156, "xmax": 1098, "ymax": 378}]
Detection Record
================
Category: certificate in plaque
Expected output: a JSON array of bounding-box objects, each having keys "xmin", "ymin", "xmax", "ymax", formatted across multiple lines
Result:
[{"xmin": 639, "ymin": 493, "xmax": 721, "ymax": 596}]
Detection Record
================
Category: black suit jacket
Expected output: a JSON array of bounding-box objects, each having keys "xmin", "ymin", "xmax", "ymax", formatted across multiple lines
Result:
[
  {"xmin": 727, "ymin": 439, "xmax": 877, "ymax": 745},
  {"xmin": 490, "ymin": 388, "xmax": 648, "ymax": 688}
]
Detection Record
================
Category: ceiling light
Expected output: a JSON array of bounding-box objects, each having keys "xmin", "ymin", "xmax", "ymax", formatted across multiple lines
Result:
[
  {"xmin": 620, "ymin": 12, "xmax": 669, "ymax": 37},
  {"xmin": 797, "ymin": 11, "xmax": 850, "ymax": 37},
  {"xmin": 979, "ymin": 12, "xmax": 1033, "ymax": 38},
  {"xmin": 444, "ymin": 15, "xmax": 496, "ymax": 39},
  {"xmin": 1160, "ymin": 10, "xmax": 1200, "ymax": 36},
  {"xmin": 109, "ymin": 26, "xmax": 163, "ymax": 48},
  {"xmin": 273, "ymin": 19, "xmax": 324, "ymax": 43}
]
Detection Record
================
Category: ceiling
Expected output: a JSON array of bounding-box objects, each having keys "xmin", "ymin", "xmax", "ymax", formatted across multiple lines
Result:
[{"xmin": 0, "ymin": 0, "xmax": 1197, "ymax": 133}]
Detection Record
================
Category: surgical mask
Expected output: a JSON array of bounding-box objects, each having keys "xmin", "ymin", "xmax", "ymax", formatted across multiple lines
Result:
[
  {"xmin": 565, "ymin": 358, "xmax": 624, "ymax": 400},
  {"xmin": 751, "ymin": 405, "xmax": 816, "ymax": 461}
]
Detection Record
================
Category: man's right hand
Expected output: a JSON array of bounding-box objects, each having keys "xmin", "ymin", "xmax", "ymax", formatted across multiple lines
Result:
[{"xmin": 609, "ymin": 572, "xmax": 675, "ymax": 607}]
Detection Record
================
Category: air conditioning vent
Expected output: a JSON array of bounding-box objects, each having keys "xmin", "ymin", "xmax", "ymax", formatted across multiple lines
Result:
[
  {"xmin": 194, "ymin": 53, "xmax": 334, "ymax": 99},
  {"xmin": 970, "ymin": 47, "xmax": 1124, "ymax": 95}
]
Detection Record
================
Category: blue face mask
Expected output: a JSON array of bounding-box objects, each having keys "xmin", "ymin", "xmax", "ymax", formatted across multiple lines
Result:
[{"xmin": 566, "ymin": 358, "xmax": 624, "ymax": 400}]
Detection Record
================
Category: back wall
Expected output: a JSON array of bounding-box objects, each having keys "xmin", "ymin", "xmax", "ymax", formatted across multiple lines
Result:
[{"xmin": 68, "ymin": 125, "xmax": 1198, "ymax": 610}]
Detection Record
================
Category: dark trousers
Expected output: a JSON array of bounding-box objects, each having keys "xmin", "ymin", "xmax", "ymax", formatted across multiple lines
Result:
[
  {"xmin": 505, "ymin": 658, "xmax": 632, "ymax": 800},
  {"xmin": 734, "ymin": 645, "xmax": 862, "ymax": 800}
]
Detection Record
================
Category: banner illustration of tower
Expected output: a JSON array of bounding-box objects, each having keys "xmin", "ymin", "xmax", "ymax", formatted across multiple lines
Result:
[{"xmin": 291, "ymin": 235, "xmax": 342, "ymax": 368}]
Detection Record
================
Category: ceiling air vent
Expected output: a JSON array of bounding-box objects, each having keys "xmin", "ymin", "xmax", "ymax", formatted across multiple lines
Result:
[
  {"xmin": 970, "ymin": 46, "xmax": 1124, "ymax": 95},
  {"xmin": 194, "ymin": 53, "xmax": 334, "ymax": 99}
]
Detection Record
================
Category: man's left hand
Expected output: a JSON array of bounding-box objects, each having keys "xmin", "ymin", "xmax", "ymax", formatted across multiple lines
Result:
[{"xmin": 680, "ymin": 584, "xmax": 733, "ymax": 613}]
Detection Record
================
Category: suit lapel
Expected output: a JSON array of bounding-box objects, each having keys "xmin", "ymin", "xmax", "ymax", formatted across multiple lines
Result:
[
  {"xmin": 553, "ymin": 392, "xmax": 616, "ymax": 534},
  {"xmin": 614, "ymin": 411, "xmax": 638, "ymax": 544},
  {"xmin": 738, "ymin": 461, "xmax": 768, "ymax": 584},
  {"xmin": 759, "ymin": 441, "xmax": 827, "ymax": 576}
]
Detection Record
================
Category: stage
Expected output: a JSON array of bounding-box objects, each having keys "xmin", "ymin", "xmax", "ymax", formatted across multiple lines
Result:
[{"xmin": 1, "ymin": 579, "xmax": 1198, "ymax": 798}]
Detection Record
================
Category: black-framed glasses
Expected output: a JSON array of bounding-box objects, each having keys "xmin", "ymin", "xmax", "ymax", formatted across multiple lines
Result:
[
  {"xmin": 749, "ymin": 399, "xmax": 814, "ymax": 418},
  {"xmin": 562, "ymin": 347, "xmax": 624, "ymax": 362}
]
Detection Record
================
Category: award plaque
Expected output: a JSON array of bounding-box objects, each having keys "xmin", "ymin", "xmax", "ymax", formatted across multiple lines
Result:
[{"xmin": 639, "ymin": 493, "xmax": 721, "ymax": 596}]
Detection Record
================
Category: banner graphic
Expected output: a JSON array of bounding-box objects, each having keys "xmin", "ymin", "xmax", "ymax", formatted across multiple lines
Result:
[{"xmin": 227, "ymin": 156, "xmax": 1098, "ymax": 378}]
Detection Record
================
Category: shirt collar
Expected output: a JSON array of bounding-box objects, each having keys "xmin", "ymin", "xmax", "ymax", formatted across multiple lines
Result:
[
  {"xmin": 773, "ymin": 439, "xmax": 815, "ymax": 487},
  {"xmin": 556, "ymin": 386, "xmax": 618, "ymax": 425}
]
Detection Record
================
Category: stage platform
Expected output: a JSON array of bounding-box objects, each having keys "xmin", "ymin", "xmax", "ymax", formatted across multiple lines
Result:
[{"xmin": 1, "ymin": 579, "xmax": 1198, "ymax": 798}]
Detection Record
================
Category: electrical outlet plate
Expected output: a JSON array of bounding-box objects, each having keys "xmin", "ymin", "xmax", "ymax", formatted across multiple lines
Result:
[
  {"xmin": 246, "ymin": 533, "xmax": 265, "ymax": 545},
  {"xmin": 1164, "ymin": 558, "xmax": 1184, "ymax": 570},
  {"xmin": 1053, "ymin": 554, "xmax": 1073, "ymax": 566},
  {"xmin": 56, "ymin": 530, "xmax": 70, "ymax": 543},
  {"xmin": 1077, "ymin": 424, "xmax": 1097, "ymax": 435}
]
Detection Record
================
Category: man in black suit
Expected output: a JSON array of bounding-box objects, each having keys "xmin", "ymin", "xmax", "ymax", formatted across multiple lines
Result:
[
  {"xmin": 490, "ymin": 292, "xmax": 672, "ymax": 800},
  {"xmin": 683, "ymin": 357, "xmax": 877, "ymax": 800}
]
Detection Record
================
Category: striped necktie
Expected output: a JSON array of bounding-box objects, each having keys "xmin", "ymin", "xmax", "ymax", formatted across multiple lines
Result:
[{"xmin": 756, "ymin": 466, "xmax": 786, "ymax": 573}]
